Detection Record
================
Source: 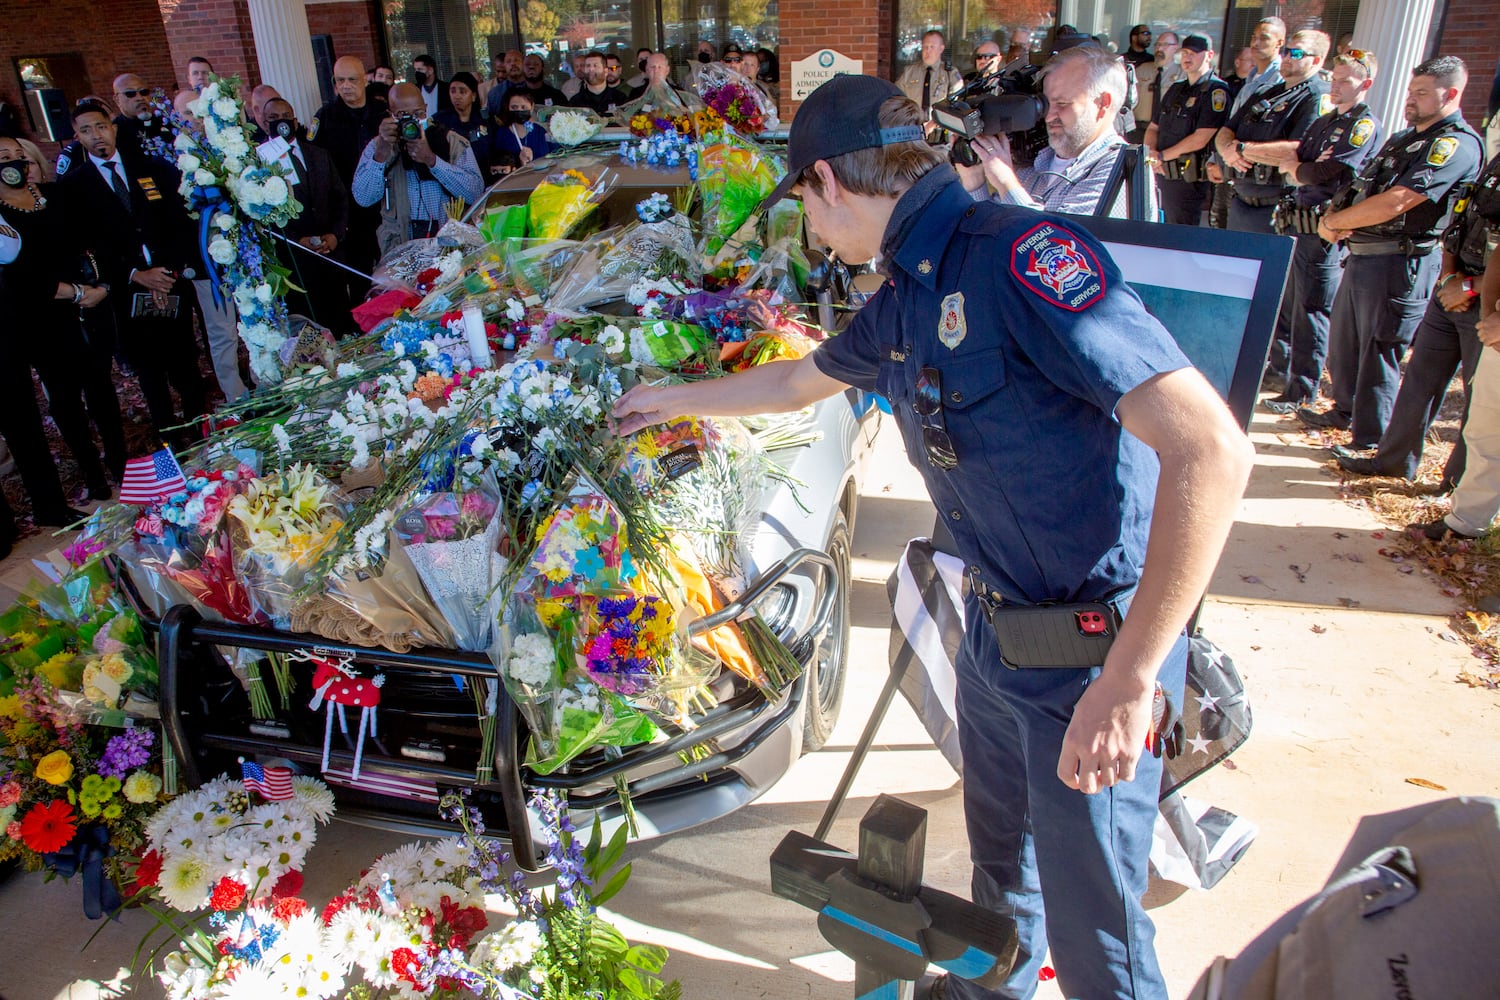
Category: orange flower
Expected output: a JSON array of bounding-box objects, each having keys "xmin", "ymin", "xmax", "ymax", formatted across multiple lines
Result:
[{"xmin": 18, "ymin": 800, "xmax": 76, "ymax": 854}]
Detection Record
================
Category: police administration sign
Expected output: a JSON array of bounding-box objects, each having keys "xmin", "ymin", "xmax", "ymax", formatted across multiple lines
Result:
[{"xmin": 792, "ymin": 49, "xmax": 864, "ymax": 101}]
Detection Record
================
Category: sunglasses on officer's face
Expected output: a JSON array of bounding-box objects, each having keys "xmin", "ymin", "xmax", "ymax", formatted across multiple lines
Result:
[
  {"xmin": 117, "ymin": 88, "xmax": 148, "ymax": 98},
  {"xmin": 1280, "ymin": 47, "xmax": 1310, "ymax": 59},
  {"xmin": 977, "ymin": 52, "xmax": 1000, "ymax": 61}
]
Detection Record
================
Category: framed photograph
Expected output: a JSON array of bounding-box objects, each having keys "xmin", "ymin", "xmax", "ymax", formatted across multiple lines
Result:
[{"xmin": 1076, "ymin": 217, "xmax": 1294, "ymax": 431}]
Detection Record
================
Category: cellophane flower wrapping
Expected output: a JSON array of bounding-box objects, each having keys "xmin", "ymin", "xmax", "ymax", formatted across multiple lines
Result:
[
  {"xmin": 323, "ymin": 520, "xmax": 458, "ymax": 652},
  {"xmin": 549, "ymin": 205, "xmax": 701, "ymax": 312},
  {"xmin": 393, "ymin": 489, "xmax": 507, "ymax": 652},
  {"xmin": 527, "ymin": 167, "xmax": 618, "ymax": 240},
  {"xmin": 698, "ymin": 136, "xmax": 781, "ymax": 255},
  {"xmin": 543, "ymin": 107, "xmax": 605, "ymax": 147},
  {"xmin": 226, "ymin": 464, "xmax": 349, "ymax": 627},
  {"xmin": 696, "ymin": 63, "xmax": 780, "ymax": 135}
]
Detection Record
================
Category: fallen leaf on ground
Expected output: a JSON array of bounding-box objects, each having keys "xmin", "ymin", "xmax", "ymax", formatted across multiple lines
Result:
[
  {"xmin": 1336, "ymin": 597, "xmax": 1360, "ymax": 608},
  {"xmin": 1334, "ymin": 531, "xmax": 1349, "ymax": 539},
  {"xmin": 1370, "ymin": 531, "xmax": 1384, "ymax": 539},
  {"xmin": 1221, "ymin": 759, "xmax": 1238, "ymax": 770},
  {"xmin": 1405, "ymin": 778, "xmax": 1447, "ymax": 791},
  {"xmin": 1310, "ymin": 624, "xmax": 1327, "ymax": 634},
  {"xmin": 1345, "ymin": 552, "xmax": 1363, "ymax": 563}
]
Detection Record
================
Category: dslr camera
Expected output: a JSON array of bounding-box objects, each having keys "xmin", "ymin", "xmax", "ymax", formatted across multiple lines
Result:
[
  {"xmin": 394, "ymin": 112, "xmax": 424, "ymax": 142},
  {"xmin": 930, "ymin": 63, "xmax": 1048, "ymax": 167}
]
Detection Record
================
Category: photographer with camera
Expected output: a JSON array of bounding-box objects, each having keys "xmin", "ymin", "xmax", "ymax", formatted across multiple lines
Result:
[
  {"xmin": 1145, "ymin": 35, "xmax": 1229, "ymax": 226},
  {"xmin": 953, "ymin": 45, "xmax": 1139, "ymax": 217},
  {"xmin": 352, "ymin": 83, "xmax": 484, "ymax": 257}
]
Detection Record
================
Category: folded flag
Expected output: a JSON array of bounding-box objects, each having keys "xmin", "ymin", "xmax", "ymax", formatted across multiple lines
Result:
[
  {"xmin": 240, "ymin": 758, "xmax": 295, "ymax": 801},
  {"xmin": 119, "ymin": 449, "xmax": 186, "ymax": 505}
]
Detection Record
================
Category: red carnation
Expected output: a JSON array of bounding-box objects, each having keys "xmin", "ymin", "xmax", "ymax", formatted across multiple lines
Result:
[
  {"xmin": 321, "ymin": 892, "xmax": 354, "ymax": 925},
  {"xmin": 271, "ymin": 869, "xmax": 304, "ymax": 899},
  {"xmin": 391, "ymin": 947, "xmax": 422, "ymax": 985},
  {"xmin": 440, "ymin": 895, "xmax": 488, "ymax": 948},
  {"xmin": 209, "ymin": 877, "xmax": 248, "ymax": 912},
  {"xmin": 273, "ymin": 896, "xmax": 309, "ymax": 921},
  {"xmin": 18, "ymin": 800, "xmax": 77, "ymax": 854},
  {"xmin": 133, "ymin": 849, "xmax": 164, "ymax": 892}
]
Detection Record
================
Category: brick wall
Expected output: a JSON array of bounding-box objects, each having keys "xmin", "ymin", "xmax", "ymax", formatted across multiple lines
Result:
[
  {"xmin": 778, "ymin": 0, "xmax": 885, "ymax": 116},
  {"xmin": 159, "ymin": 0, "xmax": 262, "ymax": 95},
  {"xmin": 305, "ymin": 0, "xmax": 385, "ymax": 70},
  {"xmin": 1435, "ymin": 0, "xmax": 1500, "ymax": 126},
  {"xmin": 1, "ymin": 0, "xmax": 177, "ymax": 136}
]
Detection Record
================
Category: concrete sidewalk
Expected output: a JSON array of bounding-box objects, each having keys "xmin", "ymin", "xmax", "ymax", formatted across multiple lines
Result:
[{"xmin": 1, "ymin": 402, "xmax": 1497, "ymax": 999}]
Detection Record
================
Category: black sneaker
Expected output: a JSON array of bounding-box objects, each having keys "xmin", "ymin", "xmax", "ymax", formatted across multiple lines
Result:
[
  {"xmin": 1265, "ymin": 395, "xmax": 1308, "ymax": 415},
  {"xmin": 1335, "ymin": 453, "xmax": 1381, "ymax": 476},
  {"xmin": 1296, "ymin": 406, "xmax": 1351, "ymax": 431},
  {"xmin": 1409, "ymin": 519, "xmax": 1475, "ymax": 542}
]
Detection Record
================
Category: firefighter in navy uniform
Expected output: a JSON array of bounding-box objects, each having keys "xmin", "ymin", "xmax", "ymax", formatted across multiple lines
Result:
[
  {"xmin": 1301, "ymin": 55, "xmax": 1485, "ymax": 449},
  {"xmin": 1145, "ymin": 35, "xmax": 1229, "ymax": 226},
  {"xmin": 1215, "ymin": 31, "xmax": 1331, "ymax": 234},
  {"xmin": 1333, "ymin": 150, "xmax": 1500, "ymax": 486},
  {"xmin": 1263, "ymin": 52, "xmax": 1383, "ymax": 412}
]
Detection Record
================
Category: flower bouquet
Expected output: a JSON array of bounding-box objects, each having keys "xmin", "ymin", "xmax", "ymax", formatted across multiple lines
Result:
[
  {"xmin": 319, "ymin": 513, "xmax": 458, "ymax": 653},
  {"xmin": 526, "ymin": 167, "xmax": 618, "ymax": 241},
  {"xmin": 542, "ymin": 107, "xmax": 605, "ymax": 147},
  {"xmin": 226, "ymin": 463, "xmax": 349, "ymax": 627},
  {"xmin": 697, "ymin": 63, "xmax": 779, "ymax": 135},
  {"xmin": 392, "ymin": 488, "xmax": 507, "ymax": 652},
  {"xmin": 698, "ymin": 136, "xmax": 781, "ymax": 255}
]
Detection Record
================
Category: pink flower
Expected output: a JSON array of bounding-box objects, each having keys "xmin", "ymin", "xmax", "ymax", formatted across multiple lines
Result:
[
  {"xmin": 0, "ymin": 782, "xmax": 20, "ymax": 808},
  {"xmin": 4, "ymin": 821, "xmax": 20, "ymax": 840},
  {"xmin": 425, "ymin": 517, "xmax": 458, "ymax": 541}
]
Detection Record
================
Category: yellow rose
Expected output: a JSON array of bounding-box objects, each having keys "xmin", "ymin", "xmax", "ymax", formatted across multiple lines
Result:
[
  {"xmin": 122, "ymin": 771, "xmax": 162, "ymax": 804},
  {"xmin": 100, "ymin": 653, "xmax": 133, "ymax": 685},
  {"xmin": 81, "ymin": 665, "xmax": 122, "ymax": 708},
  {"xmin": 35, "ymin": 750, "xmax": 75, "ymax": 785}
]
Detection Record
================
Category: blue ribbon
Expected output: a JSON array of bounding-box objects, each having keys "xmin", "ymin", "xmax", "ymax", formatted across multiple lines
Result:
[
  {"xmin": 193, "ymin": 187, "xmax": 231, "ymax": 308},
  {"xmin": 44, "ymin": 822, "xmax": 123, "ymax": 920}
]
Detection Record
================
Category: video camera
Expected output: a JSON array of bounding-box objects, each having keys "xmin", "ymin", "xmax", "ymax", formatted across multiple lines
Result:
[{"xmin": 930, "ymin": 63, "xmax": 1048, "ymax": 167}]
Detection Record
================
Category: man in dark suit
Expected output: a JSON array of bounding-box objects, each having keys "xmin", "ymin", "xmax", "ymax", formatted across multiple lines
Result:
[
  {"xmin": 310, "ymin": 56, "xmax": 387, "ymax": 300},
  {"xmin": 63, "ymin": 100, "xmax": 206, "ymax": 447},
  {"xmin": 263, "ymin": 98, "xmax": 353, "ymax": 336}
]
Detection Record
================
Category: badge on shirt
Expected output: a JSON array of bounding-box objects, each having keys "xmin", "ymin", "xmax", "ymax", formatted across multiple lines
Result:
[
  {"xmin": 307, "ymin": 116, "xmax": 320, "ymax": 140},
  {"xmin": 1211, "ymin": 89, "xmax": 1227, "ymax": 112},
  {"xmin": 938, "ymin": 292, "xmax": 967, "ymax": 350},
  {"xmin": 1427, "ymin": 136, "xmax": 1459, "ymax": 166},
  {"xmin": 1350, "ymin": 118, "xmax": 1374, "ymax": 148},
  {"xmin": 1011, "ymin": 223, "xmax": 1106, "ymax": 312},
  {"xmin": 137, "ymin": 176, "xmax": 162, "ymax": 201},
  {"xmin": 1186, "ymin": 97, "xmax": 1197, "ymax": 108},
  {"xmin": 1318, "ymin": 94, "xmax": 1334, "ymax": 116}
]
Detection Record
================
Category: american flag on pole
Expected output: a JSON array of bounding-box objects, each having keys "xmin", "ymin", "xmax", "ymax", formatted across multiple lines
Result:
[
  {"xmin": 118, "ymin": 449, "xmax": 186, "ymax": 505},
  {"xmin": 240, "ymin": 759, "xmax": 295, "ymax": 801}
]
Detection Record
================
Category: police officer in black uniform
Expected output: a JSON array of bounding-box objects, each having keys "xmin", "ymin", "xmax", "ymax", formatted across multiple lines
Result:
[
  {"xmin": 1302, "ymin": 55, "xmax": 1485, "ymax": 449},
  {"xmin": 1334, "ymin": 148, "xmax": 1500, "ymax": 485},
  {"xmin": 1263, "ymin": 52, "xmax": 1383, "ymax": 412},
  {"xmin": 1145, "ymin": 35, "xmax": 1229, "ymax": 226},
  {"xmin": 1215, "ymin": 30, "xmax": 1331, "ymax": 234},
  {"xmin": 309, "ymin": 56, "xmax": 388, "ymax": 297}
]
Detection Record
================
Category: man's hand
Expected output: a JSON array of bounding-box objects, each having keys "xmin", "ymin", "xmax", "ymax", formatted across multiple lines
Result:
[
  {"xmin": 405, "ymin": 137, "xmax": 438, "ymax": 167},
  {"xmin": 1222, "ymin": 147, "xmax": 1251, "ymax": 173},
  {"xmin": 970, "ymin": 134, "xmax": 1020, "ymax": 194},
  {"xmin": 1277, "ymin": 154, "xmax": 1300, "ymax": 179},
  {"xmin": 956, "ymin": 159, "xmax": 988, "ymax": 192},
  {"xmin": 78, "ymin": 285, "xmax": 108, "ymax": 308},
  {"xmin": 132, "ymin": 266, "xmax": 177, "ymax": 293},
  {"xmin": 1317, "ymin": 218, "xmax": 1350, "ymax": 244},
  {"xmin": 377, "ymin": 117, "xmax": 400, "ymax": 146},
  {"xmin": 1479, "ymin": 310, "xmax": 1500, "ymax": 349},
  {"xmin": 319, "ymin": 233, "xmax": 338, "ymax": 255},
  {"xmin": 1058, "ymin": 670, "xmax": 1155, "ymax": 793},
  {"xmin": 1205, "ymin": 161, "xmax": 1223, "ymax": 183},
  {"xmin": 1437, "ymin": 277, "xmax": 1477, "ymax": 313},
  {"xmin": 612, "ymin": 383, "xmax": 683, "ymax": 436},
  {"xmin": 1146, "ymin": 148, "xmax": 1165, "ymax": 177}
]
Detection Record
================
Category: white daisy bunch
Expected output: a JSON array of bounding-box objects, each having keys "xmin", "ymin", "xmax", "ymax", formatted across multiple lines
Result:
[
  {"xmin": 547, "ymin": 109, "xmax": 602, "ymax": 147},
  {"xmin": 142, "ymin": 772, "xmax": 335, "ymax": 912},
  {"xmin": 505, "ymin": 631, "xmax": 556, "ymax": 689}
]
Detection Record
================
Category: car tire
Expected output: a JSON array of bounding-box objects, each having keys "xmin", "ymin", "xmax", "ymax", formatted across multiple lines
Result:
[{"xmin": 802, "ymin": 509, "xmax": 851, "ymax": 752}]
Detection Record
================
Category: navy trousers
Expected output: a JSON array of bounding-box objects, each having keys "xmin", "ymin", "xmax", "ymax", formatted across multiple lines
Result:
[
  {"xmin": 1369, "ymin": 294, "xmax": 1483, "ymax": 484},
  {"xmin": 1229, "ymin": 197, "xmax": 1292, "ymax": 374},
  {"xmin": 1159, "ymin": 178, "xmax": 1209, "ymax": 227},
  {"xmin": 1326, "ymin": 252, "xmax": 1440, "ymax": 446},
  {"xmin": 1283, "ymin": 234, "xmax": 1344, "ymax": 404},
  {"xmin": 948, "ymin": 594, "xmax": 1188, "ymax": 1000}
]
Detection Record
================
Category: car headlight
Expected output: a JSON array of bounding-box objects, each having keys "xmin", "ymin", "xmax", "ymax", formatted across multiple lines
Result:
[{"xmin": 751, "ymin": 581, "xmax": 798, "ymax": 640}]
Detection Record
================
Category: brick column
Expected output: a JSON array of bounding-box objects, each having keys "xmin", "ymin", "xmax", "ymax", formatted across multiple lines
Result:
[
  {"xmin": 159, "ymin": 0, "xmax": 261, "ymax": 92},
  {"xmin": 1434, "ymin": 0, "xmax": 1500, "ymax": 126},
  {"xmin": 778, "ymin": 0, "xmax": 885, "ymax": 119}
]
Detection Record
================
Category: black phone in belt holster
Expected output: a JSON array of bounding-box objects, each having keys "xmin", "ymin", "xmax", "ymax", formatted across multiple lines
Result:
[{"xmin": 986, "ymin": 600, "xmax": 1120, "ymax": 670}]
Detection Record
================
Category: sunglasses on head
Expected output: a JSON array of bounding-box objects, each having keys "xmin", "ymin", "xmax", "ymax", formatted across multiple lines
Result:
[
  {"xmin": 1280, "ymin": 46, "xmax": 1310, "ymax": 59},
  {"xmin": 1345, "ymin": 48, "xmax": 1372, "ymax": 69},
  {"xmin": 914, "ymin": 367, "xmax": 958, "ymax": 471},
  {"xmin": 118, "ymin": 88, "xmax": 147, "ymax": 98}
]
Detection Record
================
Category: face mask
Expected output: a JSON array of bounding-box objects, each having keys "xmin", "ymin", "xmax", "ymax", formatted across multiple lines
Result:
[
  {"xmin": 413, "ymin": 69, "xmax": 428, "ymax": 85},
  {"xmin": 698, "ymin": 52, "xmax": 711, "ymax": 64},
  {"xmin": 0, "ymin": 163, "xmax": 26, "ymax": 189},
  {"xmin": 510, "ymin": 109, "xmax": 532, "ymax": 123},
  {"xmin": 271, "ymin": 119, "xmax": 296, "ymax": 140},
  {"xmin": 639, "ymin": 59, "xmax": 648, "ymax": 72}
]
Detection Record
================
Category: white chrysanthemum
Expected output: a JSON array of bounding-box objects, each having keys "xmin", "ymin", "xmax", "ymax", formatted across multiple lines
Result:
[
  {"xmin": 421, "ymin": 837, "xmax": 471, "ymax": 880},
  {"xmin": 158, "ymin": 949, "xmax": 213, "ymax": 1000},
  {"xmin": 366, "ymin": 843, "xmax": 425, "ymax": 891},
  {"xmin": 290, "ymin": 776, "xmax": 335, "ymax": 823},
  {"xmin": 473, "ymin": 918, "xmax": 544, "ymax": 972},
  {"xmin": 157, "ymin": 848, "xmax": 213, "ymax": 911},
  {"xmin": 219, "ymin": 961, "xmax": 283, "ymax": 998},
  {"xmin": 211, "ymin": 97, "xmax": 237, "ymax": 120},
  {"xmin": 508, "ymin": 632, "xmax": 555, "ymax": 686}
]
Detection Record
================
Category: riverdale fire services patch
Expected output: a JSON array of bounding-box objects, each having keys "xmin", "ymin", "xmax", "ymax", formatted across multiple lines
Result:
[
  {"xmin": 1011, "ymin": 222, "xmax": 1106, "ymax": 311},
  {"xmin": 938, "ymin": 291, "xmax": 967, "ymax": 349}
]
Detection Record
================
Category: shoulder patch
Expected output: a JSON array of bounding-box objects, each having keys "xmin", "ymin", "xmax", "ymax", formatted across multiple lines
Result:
[
  {"xmin": 1010, "ymin": 222, "xmax": 1106, "ymax": 312},
  {"xmin": 1211, "ymin": 88, "xmax": 1226, "ymax": 112},
  {"xmin": 55, "ymin": 150, "xmax": 72, "ymax": 175},
  {"xmin": 1350, "ymin": 117, "xmax": 1374, "ymax": 148},
  {"xmin": 1318, "ymin": 93, "xmax": 1333, "ymax": 116},
  {"xmin": 306, "ymin": 116, "xmax": 320, "ymax": 140},
  {"xmin": 1427, "ymin": 135, "xmax": 1458, "ymax": 166}
]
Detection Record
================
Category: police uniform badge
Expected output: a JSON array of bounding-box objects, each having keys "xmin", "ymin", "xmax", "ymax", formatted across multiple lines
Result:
[
  {"xmin": 307, "ymin": 116, "xmax": 320, "ymax": 140},
  {"xmin": 55, "ymin": 149, "xmax": 72, "ymax": 175},
  {"xmin": 1318, "ymin": 93, "xmax": 1333, "ymax": 116},
  {"xmin": 1211, "ymin": 88, "xmax": 1226, "ymax": 112},
  {"xmin": 938, "ymin": 292, "xmax": 967, "ymax": 350},
  {"xmin": 1428, "ymin": 136, "xmax": 1458, "ymax": 166},
  {"xmin": 1186, "ymin": 97, "xmax": 1197, "ymax": 108},
  {"xmin": 1350, "ymin": 118, "xmax": 1374, "ymax": 148},
  {"xmin": 1010, "ymin": 222, "xmax": 1106, "ymax": 312}
]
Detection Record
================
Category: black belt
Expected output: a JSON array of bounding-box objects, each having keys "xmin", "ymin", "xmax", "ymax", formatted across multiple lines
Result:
[
  {"xmin": 967, "ymin": 568, "xmax": 1135, "ymax": 619},
  {"xmin": 1345, "ymin": 237, "xmax": 1436, "ymax": 257},
  {"xmin": 1232, "ymin": 190, "xmax": 1283, "ymax": 208},
  {"xmin": 1161, "ymin": 151, "xmax": 1210, "ymax": 182}
]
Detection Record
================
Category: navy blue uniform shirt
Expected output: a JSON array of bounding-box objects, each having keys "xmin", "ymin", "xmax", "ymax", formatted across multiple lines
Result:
[
  {"xmin": 1226, "ymin": 77, "xmax": 1331, "ymax": 200},
  {"xmin": 1351, "ymin": 111, "xmax": 1484, "ymax": 240},
  {"xmin": 814, "ymin": 169, "xmax": 1190, "ymax": 606},
  {"xmin": 1153, "ymin": 73, "xmax": 1230, "ymax": 152},
  {"xmin": 1292, "ymin": 102, "xmax": 1381, "ymax": 206}
]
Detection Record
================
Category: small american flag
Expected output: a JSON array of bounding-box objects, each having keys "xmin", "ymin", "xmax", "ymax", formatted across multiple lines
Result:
[
  {"xmin": 323, "ymin": 764, "xmax": 439, "ymax": 803},
  {"xmin": 118, "ymin": 450, "xmax": 187, "ymax": 505},
  {"xmin": 240, "ymin": 759, "xmax": 295, "ymax": 801}
]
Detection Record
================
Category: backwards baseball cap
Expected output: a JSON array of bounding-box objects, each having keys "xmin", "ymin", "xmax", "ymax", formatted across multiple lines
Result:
[
  {"xmin": 760, "ymin": 74, "xmax": 925, "ymax": 209},
  {"xmin": 1181, "ymin": 35, "xmax": 1212, "ymax": 53}
]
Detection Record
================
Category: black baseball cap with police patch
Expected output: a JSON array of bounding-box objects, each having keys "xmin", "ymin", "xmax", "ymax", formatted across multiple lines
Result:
[
  {"xmin": 1181, "ymin": 34, "xmax": 1211, "ymax": 53},
  {"xmin": 760, "ymin": 74, "xmax": 926, "ymax": 210}
]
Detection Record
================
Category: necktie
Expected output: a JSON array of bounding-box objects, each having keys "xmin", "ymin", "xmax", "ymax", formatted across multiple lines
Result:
[
  {"xmin": 108, "ymin": 161, "xmax": 132, "ymax": 213},
  {"xmin": 922, "ymin": 67, "xmax": 933, "ymax": 112},
  {"xmin": 290, "ymin": 147, "xmax": 307, "ymax": 186}
]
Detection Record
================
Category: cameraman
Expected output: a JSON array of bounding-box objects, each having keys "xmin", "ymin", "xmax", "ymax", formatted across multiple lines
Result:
[
  {"xmin": 956, "ymin": 45, "xmax": 1141, "ymax": 217},
  {"xmin": 353, "ymin": 83, "xmax": 484, "ymax": 257}
]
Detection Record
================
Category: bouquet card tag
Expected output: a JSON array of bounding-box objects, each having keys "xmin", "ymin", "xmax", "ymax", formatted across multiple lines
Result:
[{"xmin": 256, "ymin": 136, "xmax": 294, "ymax": 174}]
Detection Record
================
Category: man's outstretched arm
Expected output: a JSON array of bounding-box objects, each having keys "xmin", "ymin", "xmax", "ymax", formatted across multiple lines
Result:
[{"xmin": 611, "ymin": 355, "xmax": 850, "ymax": 435}]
